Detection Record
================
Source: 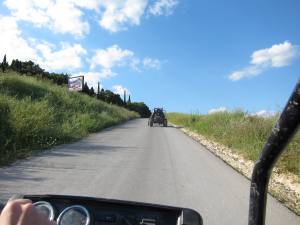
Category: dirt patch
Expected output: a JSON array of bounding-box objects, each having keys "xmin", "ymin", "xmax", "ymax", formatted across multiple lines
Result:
[{"xmin": 172, "ymin": 124, "xmax": 300, "ymax": 216}]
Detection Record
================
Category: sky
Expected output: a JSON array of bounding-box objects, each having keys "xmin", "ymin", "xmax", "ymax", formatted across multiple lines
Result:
[{"xmin": 0, "ymin": 0, "xmax": 299, "ymax": 114}]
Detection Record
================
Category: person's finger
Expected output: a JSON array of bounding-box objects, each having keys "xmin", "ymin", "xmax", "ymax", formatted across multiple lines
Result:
[
  {"xmin": 0, "ymin": 200, "xmax": 25, "ymax": 225},
  {"xmin": 1, "ymin": 199, "xmax": 31, "ymax": 215},
  {"xmin": 0, "ymin": 200, "xmax": 33, "ymax": 225},
  {"xmin": 6, "ymin": 199, "xmax": 31, "ymax": 205},
  {"xmin": 18, "ymin": 203, "xmax": 35, "ymax": 225},
  {"xmin": 0, "ymin": 199, "xmax": 56, "ymax": 225},
  {"xmin": 19, "ymin": 202, "xmax": 56, "ymax": 225}
]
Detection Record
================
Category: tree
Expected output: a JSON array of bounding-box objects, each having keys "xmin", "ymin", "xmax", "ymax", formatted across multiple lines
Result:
[
  {"xmin": 123, "ymin": 90, "xmax": 127, "ymax": 104},
  {"xmin": 82, "ymin": 82, "xmax": 90, "ymax": 95},
  {"xmin": 97, "ymin": 82, "xmax": 100, "ymax": 95},
  {"xmin": 126, "ymin": 102, "xmax": 151, "ymax": 118},
  {"xmin": 127, "ymin": 95, "xmax": 131, "ymax": 104},
  {"xmin": 9, "ymin": 58, "xmax": 68, "ymax": 85},
  {"xmin": 1, "ymin": 54, "xmax": 8, "ymax": 72},
  {"xmin": 90, "ymin": 87, "xmax": 95, "ymax": 96},
  {"xmin": 97, "ymin": 88, "xmax": 105, "ymax": 101}
]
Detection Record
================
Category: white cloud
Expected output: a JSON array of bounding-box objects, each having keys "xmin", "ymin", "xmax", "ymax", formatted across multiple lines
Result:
[
  {"xmin": 4, "ymin": 0, "xmax": 90, "ymax": 37},
  {"xmin": 208, "ymin": 107, "xmax": 227, "ymax": 114},
  {"xmin": 130, "ymin": 58, "xmax": 141, "ymax": 71},
  {"xmin": 229, "ymin": 41, "xmax": 299, "ymax": 81},
  {"xmin": 47, "ymin": 1, "xmax": 90, "ymax": 37},
  {"xmin": 251, "ymin": 41, "xmax": 299, "ymax": 67},
  {"xmin": 90, "ymin": 45, "xmax": 161, "ymax": 78},
  {"xmin": 90, "ymin": 45, "xmax": 134, "ymax": 78},
  {"xmin": 36, "ymin": 42, "xmax": 87, "ymax": 71},
  {"xmin": 229, "ymin": 65, "xmax": 263, "ymax": 81},
  {"xmin": 250, "ymin": 110, "xmax": 277, "ymax": 118},
  {"xmin": 0, "ymin": 15, "xmax": 87, "ymax": 72},
  {"xmin": 112, "ymin": 85, "xmax": 130, "ymax": 96},
  {"xmin": 90, "ymin": 45, "xmax": 134, "ymax": 69},
  {"xmin": 4, "ymin": 0, "xmax": 179, "ymax": 35},
  {"xmin": 0, "ymin": 15, "xmax": 39, "ymax": 63},
  {"xmin": 99, "ymin": 0, "xmax": 148, "ymax": 32},
  {"xmin": 68, "ymin": 0, "xmax": 101, "ymax": 10},
  {"xmin": 143, "ymin": 57, "xmax": 161, "ymax": 69},
  {"xmin": 4, "ymin": 0, "xmax": 51, "ymax": 27},
  {"xmin": 148, "ymin": 0, "xmax": 178, "ymax": 16},
  {"xmin": 4, "ymin": 0, "xmax": 149, "ymax": 34}
]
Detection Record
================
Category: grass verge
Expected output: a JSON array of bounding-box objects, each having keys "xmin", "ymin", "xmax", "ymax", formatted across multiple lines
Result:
[
  {"xmin": 168, "ymin": 111, "xmax": 300, "ymax": 178},
  {"xmin": 0, "ymin": 72, "xmax": 139, "ymax": 166}
]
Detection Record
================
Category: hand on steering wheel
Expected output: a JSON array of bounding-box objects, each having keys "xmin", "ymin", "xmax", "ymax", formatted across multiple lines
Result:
[{"xmin": 0, "ymin": 199, "xmax": 56, "ymax": 225}]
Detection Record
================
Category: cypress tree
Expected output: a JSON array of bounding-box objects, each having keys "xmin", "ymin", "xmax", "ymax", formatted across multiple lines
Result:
[
  {"xmin": 123, "ymin": 90, "xmax": 127, "ymax": 104},
  {"xmin": 97, "ymin": 82, "xmax": 100, "ymax": 95},
  {"xmin": 128, "ymin": 95, "xmax": 131, "ymax": 104},
  {"xmin": 1, "ymin": 54, "xmax": 7, "ymax": 72},
  {"xmin": 90, "ymin": 87, "xmax": 95, "ymax": 96}
]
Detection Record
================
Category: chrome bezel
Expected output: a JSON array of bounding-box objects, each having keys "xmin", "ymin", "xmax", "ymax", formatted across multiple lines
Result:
[
  {"xmin": 33, "ymin": 201, "xmax": 55, "ymax": 221},
  {"xmin": 57, "ymin": 205, "xmax": 90, "ymax": 225}
]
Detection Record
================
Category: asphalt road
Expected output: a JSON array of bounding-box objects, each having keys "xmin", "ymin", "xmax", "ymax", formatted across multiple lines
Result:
[{"xmin": 0, "ymin": 119, "xmax": 299, "ymax": 225}]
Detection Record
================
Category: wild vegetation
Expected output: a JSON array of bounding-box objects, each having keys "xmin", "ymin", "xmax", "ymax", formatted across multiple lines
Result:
[
  {"xmin": 0, "ymin": 71, "xmax": 139, "ymax": 166},
  {"xmin": 168, "ymin": 111, "xmax": 300, "ymax": 177},
  {"xmin": 0, "ymin": 55, "xmax": 151, "ymax": 117}
]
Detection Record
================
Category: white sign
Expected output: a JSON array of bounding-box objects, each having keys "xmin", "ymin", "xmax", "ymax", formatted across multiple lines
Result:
[{"xmin": 68, "ymin": 76, "xmax": 83, "ymax": 91}]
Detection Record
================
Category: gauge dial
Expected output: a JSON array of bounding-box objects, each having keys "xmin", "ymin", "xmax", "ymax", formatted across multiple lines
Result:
[
  {"xmin": 33, "ymin": 201, "xmax": 55, "ymax": 221},
  {"xmin": 57, "ymin": 205, "xmax": 90, "ymax": 225}
]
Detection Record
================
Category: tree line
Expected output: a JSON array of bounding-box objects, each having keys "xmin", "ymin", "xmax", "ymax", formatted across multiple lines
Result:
[
  {"xmin": 83, "ymin": 81, "xmax": 151, "ymax": 118},
  {"xmin": 1, "ymin": 55, "xmax": 151, "ymax": 118},
  {"xmin": 1, "ymin": 55, "xmax": 69, "ymax": 85}
]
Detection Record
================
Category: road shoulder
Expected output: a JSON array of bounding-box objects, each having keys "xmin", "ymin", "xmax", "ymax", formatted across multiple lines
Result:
[{"xmin": 170, "ymin": 123, "xmax": 300, "ymax": 216}]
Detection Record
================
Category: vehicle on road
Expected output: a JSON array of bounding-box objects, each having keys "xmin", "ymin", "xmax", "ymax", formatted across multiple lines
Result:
[{"xmin": 148, "ymin": 108, "xmax": 168, "ymax": 127}]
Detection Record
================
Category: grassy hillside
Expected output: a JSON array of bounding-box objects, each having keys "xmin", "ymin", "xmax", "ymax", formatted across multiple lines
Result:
[
  {"xmin": 0, "ymin": 72, "xmax": 138, "ymax": 166},
  {"xmin": 168, "ymin": 112, "xmax": 300, "ymax": 177}
]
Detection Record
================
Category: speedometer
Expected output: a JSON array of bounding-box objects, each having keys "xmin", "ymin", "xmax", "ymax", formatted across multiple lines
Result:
[
  {"xmin": 33, "ymin": 201, "xmax": 55, "ymax": 221},
  {"xmin": 57, "ymin": 205, "xmax": 90, "ymax": 225}
]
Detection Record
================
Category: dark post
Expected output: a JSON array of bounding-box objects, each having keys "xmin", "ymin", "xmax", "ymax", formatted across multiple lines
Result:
[
  {"xmin": 82, "ymin": 76, "xmax": 84, "ymax": 92},
  {"xmin": 248, "ymin": 80, "xmax": 300, "ymax": 225}
]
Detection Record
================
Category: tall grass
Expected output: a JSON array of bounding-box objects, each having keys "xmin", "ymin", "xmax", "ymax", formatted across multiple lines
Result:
[
  {"xmin": 0, "ymin": 72, "xmax": 138, "ymax": 166},
  {"xmin": 168, "ymin": 112, "xmax": 300, "ymax": 177}
]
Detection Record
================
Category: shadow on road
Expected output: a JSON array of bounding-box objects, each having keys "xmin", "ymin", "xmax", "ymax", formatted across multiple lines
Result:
[{"xmin": 0, "ymin": 143, "xmax": 139, "ymax": 185}]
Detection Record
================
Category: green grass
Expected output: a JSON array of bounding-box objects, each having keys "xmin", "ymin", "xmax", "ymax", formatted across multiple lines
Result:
[
  {"xmin": 0, "ymin": 72, "xmax": 139, "ymax": 166},
  {"xmin": 168, "ymin": 111, "xmax": 300, "ymax": 177}
]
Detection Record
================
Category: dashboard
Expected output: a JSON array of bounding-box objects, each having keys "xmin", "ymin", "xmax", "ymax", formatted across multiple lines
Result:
[{"xmin": 23, "ymin": 195, "xmax": 202, "ymax": 225}]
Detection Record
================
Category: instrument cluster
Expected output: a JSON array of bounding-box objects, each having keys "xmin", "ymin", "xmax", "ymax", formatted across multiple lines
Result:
[
  {"xmin": 26, "ymin": 195, "xmax": 202, "ymax": 225},
  {"xmin": 34, "ymin": 201, "xmax": 90, "ymax": 225}
]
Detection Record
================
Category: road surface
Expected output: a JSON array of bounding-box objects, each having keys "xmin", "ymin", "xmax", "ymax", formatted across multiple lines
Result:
[{"xmin": 0, "ymin": 119, "xmax": 299, "ymax": 225}]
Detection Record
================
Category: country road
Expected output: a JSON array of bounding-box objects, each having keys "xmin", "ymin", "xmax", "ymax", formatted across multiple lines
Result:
[{"xmin": 0, "ymin": 119, "xmax": 299, "ymax": 225}]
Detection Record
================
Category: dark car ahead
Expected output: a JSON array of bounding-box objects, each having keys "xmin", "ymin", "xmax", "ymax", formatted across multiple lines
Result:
[{"xmin": 148, "ymin": 108, "xmax": 168, "ymax": 127}]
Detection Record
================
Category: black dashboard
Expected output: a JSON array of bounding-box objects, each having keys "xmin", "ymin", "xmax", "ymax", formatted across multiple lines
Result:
[{"xmin": 22, "ymin": 195, "xmax": 202, "ymax": 225}]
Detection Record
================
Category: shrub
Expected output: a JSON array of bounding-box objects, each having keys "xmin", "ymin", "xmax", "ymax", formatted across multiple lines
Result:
[
  {"xmin": 0, "ymin": 72, "xmax": 138, "ymax": 166},
  {"xmin": 168, "ymin": 112, "xmax": 300, "ymax": 177}
]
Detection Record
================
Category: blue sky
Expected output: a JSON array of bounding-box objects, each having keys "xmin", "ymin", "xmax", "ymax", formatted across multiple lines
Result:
[{"xmin": 0, "ymin": 0, "xmax": 299, "ymax": 114}]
